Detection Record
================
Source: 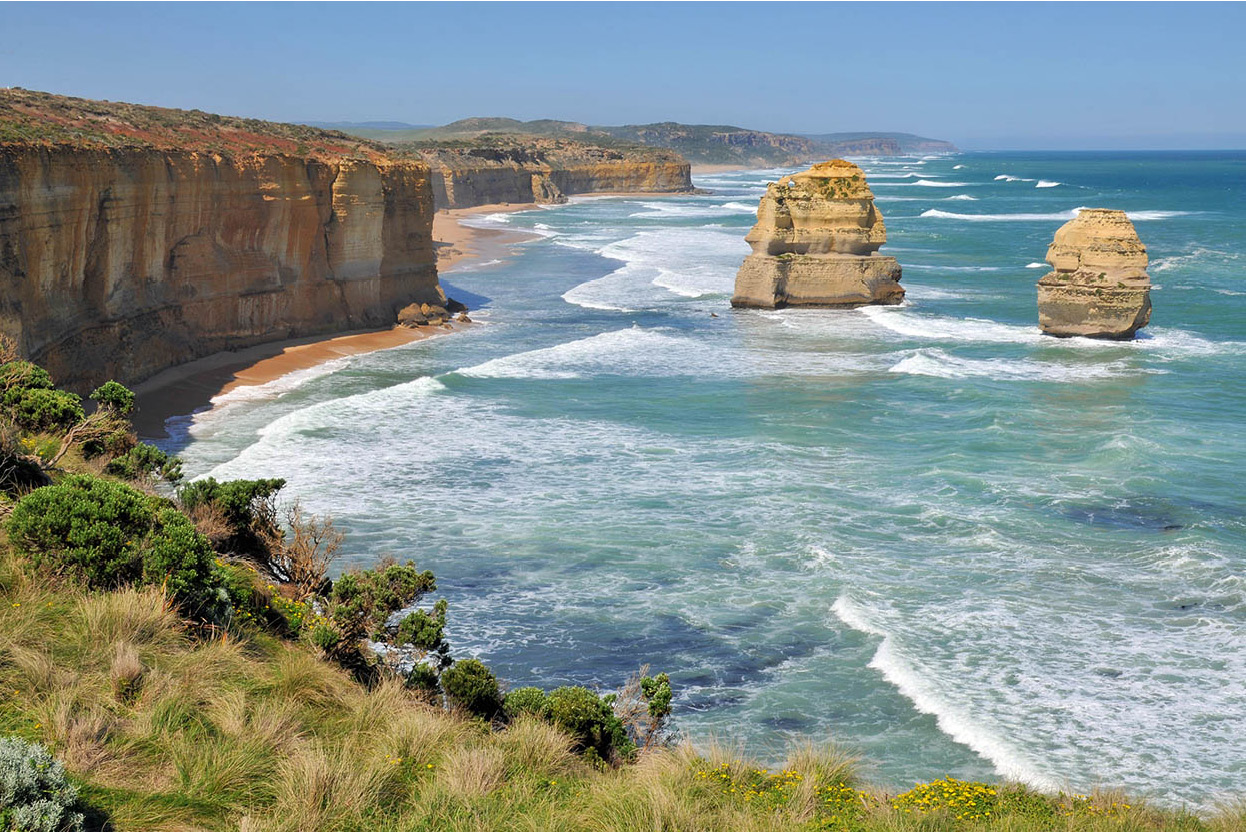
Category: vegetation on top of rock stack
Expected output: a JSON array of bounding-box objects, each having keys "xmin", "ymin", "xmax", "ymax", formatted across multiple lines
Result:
[{"xmin": 0, "ymin": 87, "xmax": 403, "ymax": 161}]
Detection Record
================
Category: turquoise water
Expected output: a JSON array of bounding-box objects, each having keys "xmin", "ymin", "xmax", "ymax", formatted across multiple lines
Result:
[{"xmin": 167, "ymin": 152, "xmax": 1246, "ymax": 807}]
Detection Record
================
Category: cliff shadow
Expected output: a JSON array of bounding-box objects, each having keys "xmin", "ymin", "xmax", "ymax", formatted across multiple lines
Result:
[{"xmin": 441, "ymin": 281, "xmax": 492, "ymax": 312}]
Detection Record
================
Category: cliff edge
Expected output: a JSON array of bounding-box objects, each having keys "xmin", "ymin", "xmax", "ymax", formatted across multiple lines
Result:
[
  {"xmin": 732, "ymin": 160, "xmax": 904, "ymax": 308},
  {"xmin": 412, "ymin": 137, "xmax": 693, "ymax": 209},
  {"xmin": 0, "ymin": 89, "xmax": 443, "ymax": 391}
]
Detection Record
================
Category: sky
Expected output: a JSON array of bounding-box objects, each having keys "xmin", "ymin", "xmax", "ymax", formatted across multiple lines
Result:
[{"xmin": 2, "ymin": 2, "xmax": 1244, "ymax": 150}]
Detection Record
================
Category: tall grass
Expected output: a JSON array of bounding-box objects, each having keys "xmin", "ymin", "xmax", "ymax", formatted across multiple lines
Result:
[{"xmin": 0, "ymin": 544, "xmax": 1237, "ymax": 831}]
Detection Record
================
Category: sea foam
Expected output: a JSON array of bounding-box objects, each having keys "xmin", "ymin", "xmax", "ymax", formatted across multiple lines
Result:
[
  {"xmin": 831, "ymin": 594, "xmax": 1061, "ymax": 790},
  {"xmin": 921, "ymin": 207, "xmax": 1194, "ymax": 222}
]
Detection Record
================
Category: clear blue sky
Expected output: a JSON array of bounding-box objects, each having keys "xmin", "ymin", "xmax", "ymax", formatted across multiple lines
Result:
[{"xmin": 3, "ymin": 2, "xmax": 1243, "ymax": 149}]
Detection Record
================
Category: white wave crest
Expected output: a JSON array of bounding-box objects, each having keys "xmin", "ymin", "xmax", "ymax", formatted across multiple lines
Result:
[
  {"xmin": 888, "ymin": 348, "xmax": 1152, "ymax": 382},
  {"xmin": 832, "ymin": 594, "xmax": 1060, "ymax": 789},
  {"xmin": 455, "ymin": 327, "xmax": 686, "ymax": 380},
  {"xmin": 1151, "ymin": 247, "xmax": 1243, "ymax": 273},
  {"xmin": 861, "ymin": 306, "xmax": 1044, "ymax": 344},
  {"xmin": 952, "ymin": 164, "xmax": 965, "ymax": 170},
  {"xmin": 944, "ymin": 194, "xmax": 978, "ymax": 201},
  {"xmin": 994, "ymin": 175, "xmax": 1035, "ymax": 183},
  {"xmin": 921, "ymin": 207, "xmax": 1194, "ymax": 222},
  {"xmin": 876, "ymin": 180, "xmax": 974, "ymax": 188},
  {"xmin": 1035, "ymin": 180, "xmax": 1062, "ymax": 188},
  {"xmin": 1025, "ymin": 262, "xmax": 1047, "ymax": 269}
]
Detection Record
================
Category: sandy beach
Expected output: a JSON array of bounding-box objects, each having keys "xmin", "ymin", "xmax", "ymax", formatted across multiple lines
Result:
[
  {"xmin": 134, "ymin": 203, "xmax": 543, "ymax": 442},
  {"xmin": 690, "ymin": 163, "xmax": 753, "ymax": 175}
]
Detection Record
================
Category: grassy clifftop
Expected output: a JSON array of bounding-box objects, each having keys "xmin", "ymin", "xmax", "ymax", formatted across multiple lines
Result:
[{"xmin": 0, "ymin": 88, "xmax": 398, "ymax": 161}]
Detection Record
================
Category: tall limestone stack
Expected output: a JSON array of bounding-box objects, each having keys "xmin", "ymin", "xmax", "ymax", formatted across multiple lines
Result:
[
  {"xmin": 1037, "ymin": 209, "xmax": 1151, "ymax": 339},
  {"xmin": 731, "ymin": 160, "xmax": 903, "ymax": 309}
]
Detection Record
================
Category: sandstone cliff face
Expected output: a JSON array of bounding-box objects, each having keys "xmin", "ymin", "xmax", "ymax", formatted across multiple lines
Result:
[
  {"xmin": 1037, "ymin": 209, "xmax": 1151, "ymax": 339},
  {"xmin": 419, "ymin": 143, "xmax": 692, "ymax": 209},
  {"xmin": 732, "ymin": 160, "xmax": 903, "ymax": 308},
  {"xmin": 0, "ymin": 146, "xmax": 442, "ymax": 390}
]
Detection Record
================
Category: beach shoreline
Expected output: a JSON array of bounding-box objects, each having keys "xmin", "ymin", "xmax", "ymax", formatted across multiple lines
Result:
[
  {"xmin": 133, "ymin": 203, "xmax": 545, "ymax": 443},
  {"xmin": 690, "ymin": 163, "xmax": 754, "ymax": 175}
]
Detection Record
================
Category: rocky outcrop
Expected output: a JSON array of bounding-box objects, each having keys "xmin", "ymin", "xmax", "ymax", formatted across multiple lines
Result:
[
  {"xmin": 731, "ymin": 160, "xmax": 904, "ymax": 309},
  {"xmin": 0, "ymin": 145, "xmax": 442, "ymax": 391},
  {"xmin": 1037, "ymin": 209, "xmax": 1151, "ymax": 339},
  {"xmin": 417, "ymin": 140, "xmax": 693, "ymax": 209}
]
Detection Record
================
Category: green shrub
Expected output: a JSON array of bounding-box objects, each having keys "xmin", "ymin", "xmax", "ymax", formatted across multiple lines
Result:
[
  {"xmin": 395, "ymin": 598, "xmax": 449, "ymax": 655},
  {"xmin": 89, "ymin": 380, "xmax": 135, "ymax": 415},
  {"xmin": 7, "ymin": 474, "xmax": 154, "ymax": 586},
  {"xmin": 142, "ymin": 508, "xmax": 219, "ymax": 616},
  {"xmin": 503, "ymin": 686, "xmax": 548, "ymax": 720},
  {"xmin": 405, "ymin": 662, "xmax": 441, "ymax": 699},
  {"xmin": 0, "ymin": 361, "xmax": 53, "ymax": 398},
  {"xmin": 440, "ymin": 658, "xmax": 502, "ymax": 719},
  {"xmin": 105, "ymin": 441, "xmax": 183, "ymax": 483},
  {"xmin": 9, "ymin": 388, "xmax": 84, "ymax": 432},
  {"xmin": 177, "ymin": 476, "xmax": 285, "ymax": 552},
  {"xmin": 0, "ymin": 736, "xmax": 85, "ymax": 831},
  {"xmin": 328, "ymin": 562, "xmax": 436, "ymax": 645},
  {"xmin": 178, "ymin": 476, "xmax": 286, "ymax": 530},
  {"xmin": 7, "ymin": 474, "xmax": 221, "ymax": 616},
  {"xmin": 544, "ymin": 686, "xmax": 632, "ymax": 762}
]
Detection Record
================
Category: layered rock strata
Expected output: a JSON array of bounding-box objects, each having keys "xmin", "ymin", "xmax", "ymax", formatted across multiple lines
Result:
[
  {"xmin": 731, "ymin": 160, "xmax": 903, "ymax": 308},
  {"xmin": 418, "ymin": 142, "xmax": 693, "ymax": 209},
  {"xmin": 0, "ymin": 146, "xmax": 442, "ymax": 390},
  {"xmin": 1037, "ymin": 209, "xmax": 1151, "ymax": 339}
]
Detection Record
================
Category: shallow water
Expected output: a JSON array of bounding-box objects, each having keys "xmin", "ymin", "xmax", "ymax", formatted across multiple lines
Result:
[{"xmin": 167, "ymin": 151, "xmax": 1246, "ymax": 807}]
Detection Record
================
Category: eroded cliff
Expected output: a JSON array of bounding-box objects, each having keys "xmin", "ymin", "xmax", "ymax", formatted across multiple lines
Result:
[
  {"xmin": 732, "ymin": 160, "xmax": 904, "ymax": 308},
  {"xmin": 1037, "ymin": 209, "xmax": 1151, "ymax": 339},
  {"xmin": 0, "ymin": 90, "xmax": 442, "ymax": 390},
  {"xmin": 415, "ymin": 139, "xmax": 693, "ymax": 209}
]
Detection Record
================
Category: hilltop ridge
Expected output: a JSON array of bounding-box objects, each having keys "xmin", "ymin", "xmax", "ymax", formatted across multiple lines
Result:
[{"xmin": 331, "ymin": 116, "xmax": 958, "ymax": 167}]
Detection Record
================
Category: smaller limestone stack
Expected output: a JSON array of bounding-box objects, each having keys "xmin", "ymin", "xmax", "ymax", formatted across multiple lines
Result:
[
  {"xmin": 1037, "ymin": 209, "xmax": 1151, "ymax": 339},
  {"xmin": 731, "ymin": 160, "xmax": 903, "ymax": 308}
]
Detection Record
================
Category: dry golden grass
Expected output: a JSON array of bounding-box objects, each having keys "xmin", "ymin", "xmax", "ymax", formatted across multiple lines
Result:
[
  {"xmin": 436, "ymin": 745, "xmax": 508, "ymax": 799},
  {"xmin": 75, "ymin": 585, "xmax": 183, "ymax": 649},
  {"xmin": 0, "ymin": 543, "xmax": 1237, "ymax": 832},
  {"xmin": 492, "ymin": 714, "xmax": 580, "ymax": 780}
]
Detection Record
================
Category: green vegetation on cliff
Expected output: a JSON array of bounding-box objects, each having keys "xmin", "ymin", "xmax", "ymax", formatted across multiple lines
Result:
[
  {"xmin": 340, "ymin": 117, "xmax": 958, "ymax": 166},
  {"xmin": 0, "ymin": 355, "xmax": 1238, "ymax": 831},
  {"xmin": 0, "ymin": 87, "xmax": 400, "ymax": 162}
]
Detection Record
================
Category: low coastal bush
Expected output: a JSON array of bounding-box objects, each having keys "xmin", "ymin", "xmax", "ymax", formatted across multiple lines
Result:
[
  {"xmin": 0, "ymin": 737, "xmax": 85, "ymax": 832},
  {"xmin": 177, "ymin": 475, "xmax": 286, "ymax": 553},
  {"xmin": 503, "ymin": 686, "xmax": 549, "ymax": 720},
  {"xmin": 87, "ymin": 380, "xmax": 135, "ymax": 416},
  {"xmin": 0, "ymin": 361, "xmax": 84, "ymax": 433},
  {"xmin": 104, "ymin": 441, "xmax": 183, "ymax": 483},
  {"xmin": 440, "ymin": 658, "xmax": 503, "ymax": 719},
  {"xmin": 7, "ymin": 388, "xmax": 84, "ymax": 433},
  {"xmin": 544, "ymin": 686, "xmax": 632, "ymax": 764},
  {"xmin": 6, "ymin": 474, "xmax": 220, "ymax": 616}
]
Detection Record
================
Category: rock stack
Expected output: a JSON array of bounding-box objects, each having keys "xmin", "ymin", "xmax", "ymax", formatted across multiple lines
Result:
[
  {"xmin": 731, "ymin": 160, "xmax": 904, "ymax": 309},
  {"xmin": 1037, "ymin": 209, "xmax": 1151, "ymax": 339}
]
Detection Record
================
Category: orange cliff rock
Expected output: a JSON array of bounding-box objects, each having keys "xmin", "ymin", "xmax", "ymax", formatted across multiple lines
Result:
[
  {"xmin": 417, "ymin": 140, "xmax": 693, "ymax": 210},
  {"xmin": 1037, "ymin": 209, "xmax": 1152, "ymax": 339},
  {"xmin": 0, "ymin": 144, "xmax": 442, "ymax": 392},
  {"xmin": 731, "ymin": 160, "xmax": 903, "ymax": 309}
]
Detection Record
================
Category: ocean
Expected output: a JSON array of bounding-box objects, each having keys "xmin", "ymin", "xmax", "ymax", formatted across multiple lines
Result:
[{"xmin": 163, "ymin": 151, "xmax": 1246, "ymax": 807}]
